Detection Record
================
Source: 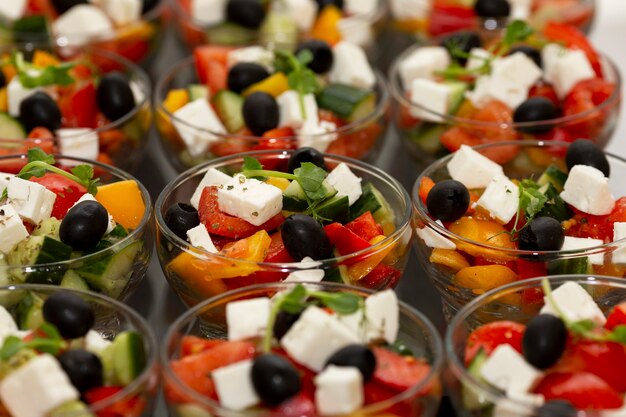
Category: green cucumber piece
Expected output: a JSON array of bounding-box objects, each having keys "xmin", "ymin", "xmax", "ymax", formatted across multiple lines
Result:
[
  {"xmin": 547, "ymin": 257, "xmax": 591, "ymax": 275},
  {"xmin": 537, "ymin": 183, "xmax": 570, "ymax": 221},
  {"xmin": 12, "ymin": 15, "xmax": 51, "ymax": 44},
  {"xmin": 538, "ymin": 165, "xmax": 568, "ymax": 193},
  {"xmin": 188, "ymin": 84, "xmax": 210, "ymax": 101},
  {"xmin": 31, "ymin": 217, "xmax": 61, "ymax": 240},
  {"xmin": 444, "ymin": 80, "xmax": 470, "ymax": 114},
  {"xmin": 317, "ymin": 84, "xmax": 376, "ymax": 122},
  {"xmin": 323, "ymin": 264, "xmax": 350, "ymax": 284},
  {"xmin": 259, "ymin": 12, "xmax": 298, "ymax": 50},
  {"xmin": 110, "ymin": 331, "xmax": 147, "ymax": 385},
  {"xmin": 206, "ymin": 23, "xmax": 255, "ymax": 46},
  {"xmin": 462, "ymin": 348, "xmax": 491, "ymax": 410},
  {"xmin": 407, "ymin": 122, "xmax": 447, "ymax": 154},
  {"xmin": 49, "ymin": 401, "xmax": 95, "ymax": 417},
  {"xmin": 283, "ymin": 180, "xmax": 337, "ymax": 212},
  {"xmin": 350, "ymin": 182, "xmax": 395, "ymax": 228},
  {"xmin": 0, "ymin": 113, "xmax": 26, "ymax": 140},
  {"xmin": 60, "ymin": 270, "xmax": 90, "ymax": 292},
  {"xmin": 212, "ymin": 90, "xmax": 244, "ymax": 133},
  {"xmin": 16, "ymin": 291, "xmax": 44, "ymax": 330},
  {"xmin": 8, "ymin": 236, "xmax": 72, "ymax": 284},
  {"xmin": 316, "ymin": 195, "xmax": 350, "ymax": 224}
]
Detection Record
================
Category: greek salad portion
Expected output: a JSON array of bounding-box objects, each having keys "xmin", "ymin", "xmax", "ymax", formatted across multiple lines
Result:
[
  {"xmin": 0, "ymin": 290, "xmax": 149, "ymax": 417},
  {"xmin": 0, "ymin": 148, "xmax": 148, "ymax": 298},
  {"xmin": 461, "ymin": 280, "xmax": 626, "ymax": 415},
  {"xmin": 166, "ymin": 285, "xmax": 433, "ymax": 416}
]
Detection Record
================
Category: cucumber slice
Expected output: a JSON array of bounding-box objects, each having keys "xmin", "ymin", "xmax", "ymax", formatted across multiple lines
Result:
[
  {"xmin": 259, "ymin": 12, "xmax": 298, "ymax": 50},
  {"xmin": 538, "ymin": 165, "xmax": 568, "ymax": 193},
  {"xmin": 283, "ymin": 180, "xmax": 337, "ymax": 212},
  {"xmin": 60, "ymin": 270, "xmax": 90, "ymax": 291},
  {"xmin": 316, "ymin": 195, "xmax": 350, "ymax": 224},
  {"xmin": 49, "ymin": 401, "xmax": 95, "ymax": 417},
  {"xmin": 16, "ymin": 291, "xmax": 44, "ymax": 330},
  {"xmin": 8, "ymin": 236, "xmax": 72, "ymax": 284},
  {"xmin": 537, "ymin": 183, "xmax": 570, "ymax": 221},
  {"xmin": 206, "ymin": 23, "xmax": 255, "ymax": 46},
  {"xmin": 407, "ymin": 122, "xmax": 447, "ymax": 154},
  {"xmin": 462, "ymin": 348, "xmax": 492, "ymax": 410},
  {"xmin": 110, "ymin": 331, "xmax": 147, "ymax": 385},
  {"xmin": 317, "ymin": 84, "xmax": 376, "ymax": 122},
  {"xmin": 350, "ymin": 182, "xmax": 395, "ymax": 229},
  {"xmin": 444, "ymin": 80, "xmax": 469, "ymax": 114},
  {"xmin": 323, "ymin": 264, "xmax": 350, "ymax": 284},
  {"xmin": 188, "ymin": 84, "xmax": 210, "ymax": 102},
  {"xmin": 547, "ymin": 257, "xmax": 591, "ymax": 275},
  {"xmin": 31, "ymin": 217, "xmax": 61, "ymax": 240},
  {"xmin": 212, "ymin": 90, "xmax": 244, "ymax": 133},
  {"xmin": 0, "ymin": 113, "xmax": 26, "ymax": 140}
]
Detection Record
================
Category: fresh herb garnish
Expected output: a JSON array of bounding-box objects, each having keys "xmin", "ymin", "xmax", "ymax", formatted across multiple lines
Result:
[
  {"xmin": 0, "ymin": 323, "xmax": 65, "ymax": 361},
  {"xmin": 12, "ymin": 51, "xmax": 75, "ymax": 89},
  {"xmin": 274, "ymin": 50, "xmax": 320, "ymax": 118}
]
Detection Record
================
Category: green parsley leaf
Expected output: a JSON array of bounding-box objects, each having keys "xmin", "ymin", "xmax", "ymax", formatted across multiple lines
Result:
[
  {"xmin": 609, "ymin": 325, "xmax": 626, "ymax": 344},
  {"xmin": 280, "ymin": 284, "xmax": 308, "ymax": 314},
  {"xmin": 293, "ymin": 162, "xmax": 328, "ymax": 201},
  {"xmin": 243, "ymin": 156, "xmax": 263, "ymax": 171},
  {"xmin": 274, "ymin": 49, "xmax": 320, "ymax": 117},
  {"xmin": 569, "ymin": 319, "xmax": 595, "ymax": 336},
  {"xmin": 519, "ymin": 180, "xmax": 548, "ymax": 219},
  {"xmin": 0, "ymin": 336, "xmax": 23, "ymax": 361},
  {"xmin": 313, "ymin": 292, "xmax": 362, "ymax": 315},
  {"xmin": 28, "ymin": 147, "xmax": 55, "ymax": 165},
  {"xmin": 13, "ymin": 52, "xmax": 76, "ymax": 89},
  {"xmin": 503, "ymin": 20, "xmax": 535, "ymax": 50}
]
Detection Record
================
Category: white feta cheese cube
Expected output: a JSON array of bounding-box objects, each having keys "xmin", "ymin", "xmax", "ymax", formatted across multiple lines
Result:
[
  {"xmin": 186, "ymin": 224, "xmax": 217, "ymax": 253},
  {"xmin": 493, "ymin": 391, "xmax": 544, "ymax": 417},
  {"xmin": 190, "ymin": 0, "xmax": 227, "ymax": 26},
  {"xmin": 328, "ymin": 42, "xmax": 376, "ymax": 89},
  {"xmin": 480, "ymin": 344, "xmax": 542, "ymax": 394},
  {"xmin": 285, "ymin": 257, "xmax": 325, "ymax": 282},
  {"xmin": 212, "ymin": 359, "xmax": 259, "ymax": 411},
  {"xmin": 560, "ymin": 165, "xmax": 615, "ymax": 215},
  {"xmin": 398, "ymin": 46, "xmax": 450, "ymax": 87},
  {"xmin": 345, "ymin": 0, "xmax": 378, "ymax": 15},
  {"xmin": 283, "ymin": 0, "xmax": 317, "ymax": 32},
  {"xmin": 277, "ymin": 91, "xmax": 319, "ymax": 129},
  {"xmin": 509, "ymin": 0, "xmax": 532, "ymax": 19},
  {"xmin": 0, "ymin": 172, "xmax": 14, "ymax": 198},
  {"xmin": 325, "ymin": 163, "xmax": 362, "ymax": 206},
  {"xmin": 466, "ymin": 48, "xmax": 492, "ymax": 71},
  {"xmin": 227, "ymin": 46, "xmax": 275, "ymax": 71},
  {"xmin": 7, "ymin": 177, "xmax": 56, "ymax": 224},
  {"xmin": 560, "ymin": 236, "xmax": 605, "ymax": 265},
  {"xmin": 314, "ymin": 365, "xmax": 364, "ymax": 415},
  {"xmin": 542, "ymin": 43, "xmax": 568, "ymax": 82},
  {"xmin": 613, "ymin": 222, "xmax": 626, "ymax": 264},
  {"xmin": 416, "ymin": 219, "xmax": 456, "ymax": 250},
  {"xmin": 338, "ymin": 16, "xmax": 374, "ymax": 47},
  {"xmin": 54, "ymin": 5, "xmax": 114, "ymax": 47},
  {"xmin": 100, "ymin": 0, "xmax": 141, "ymax": 25},
  {"xmin": 409, "ymin": 78, "xmax": 451, "ymax": 121},
  {"xmin": 190, "ymin": 168, "xmax": 234, "ymax": 210},
  {"xmin": 173, "ymin": 98, "xmax": 227, "ymax": 158},
  {"xmin": 447, "ymin": 145, "xmax": 505, "ymax": 189},
  {"xmin": 0, "ymin": 354, "xmax": 79, "ymax": 417},
  {"xmin": 84, "ymin": 330, "xmax": 112, "ymax": 353},
  {"xmin": 281, "ymin": 305, "xmax": 359, "ymax": 371},
  {"xmin": 363, "ymin": 289, "xmax": 399, "ymax": 343},
  {"xmin": 297, "ymin": 119, "xmax": 338, "ymax": 152},
  {"xmin": 73, "ymin": 193, "xmax": 115, "ymax": 233},
  {"xmin": 56, "ymin": 128, "xmax": 100, "ymax": 165},
  {"xmin": 226, "ymin": 297, "xmax": 271, "ymax": 341},
  {"xmin": 390, "ymin": 0, "xmax": 431, "ymax": 19},
  {"xmin": 7, "ymin": 77, "xmax": 42, "ymax": 117},
  {"xmin": 466, "ymin": 74, "xmax": 529, "ymax": 110},
  {"xmin": 0, "ymin": 0, "xmax": 27, "ymax": 22},
  {"xmin": 601, "ymin": 405, "xmax": 626, "ymax": 417},
  {"xmin": 476, "ymin": 175, "xmax": 519, "ymax": 224},
  {"xmin": 217, "ymin": 176, "xmax": 283, "ymax": 226},
  {"xmin": 0, "ymin": 306, "xmax": 19, "ymax": 345},
  {"xmin": 549, "ymin": 50, "xmax": 595, "ymax": 98},
  {"xmin": 540, "ymin": 281, "xmax": 606, "ymax": 325},
  {"xmin": 491, "ymin": 52, "xmax": 543, "ymax": 90}
]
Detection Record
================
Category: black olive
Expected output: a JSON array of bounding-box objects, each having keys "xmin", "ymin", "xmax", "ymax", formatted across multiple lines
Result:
[
  {"xmin": 164, "ymin": 203, "xmax": 200, "ymax": 240},
  {"xmin": 535, "ymin": 400, "xmax": 577, "ymax": 417},
  {"xmin": 565, "ymin": 139, "xmax": 610, "ymax": 177},
  {"xmin": 513, "ymin": 97, "xmax": 558, "ymax": 134},
  {"xmin": 0, "ymin": 71, "xmax": 5, "ymax": 89},
  {"xmin": 315, "ymin": 0, "xmax": 344, "ymax": 10},
  {"xmin": 43, "ymin": 291, "xmax": 95, "ymax": 339},
  {"xmin": 508, "ymin": 45, "xmax": 542, "ymax": 68},
  {"xmin": 325, "ymin": 345, "xmax": 376, "ymax": 381},
  {"xmin": 522, "ymin": 314, "xmax": 567, "ymax": 369},
  {"xmin": 51, "ymin": 0, "xmax": 87, "ymax": 14},
  {"xmin": 242, "ymin": 92, "xmax": 279, "ymax": 136},
  {"xmin": 287, "ymin": 147, "xmax": 327, "ymax": 173},
  {"xmin": 474, "ymin": 0, "xmax": 510, "ymax": 17},
  {"xmin": 295, "ymin": 40, "xmax": 334, "ymax": 74},
  {"xmin": 273, "ymin": 310, "xmax": 302, "ymax": 340},
  {"xmin": 518, "ymin": 217, "xmax": 564, "ymax": 252},
  {"xmin": 281, "ymin": 214, "xmax": 333, "ymax": 261},
  {"xmin": 426, "ymin": 179, "xmax": 470, "ymax": 222},
  {"xmin": 252, "ymin": 354, "xmax": 301, "ymax": 406},
  {"xmin": 227, "ymin": 63, "xmax": 270, "ymax": 94},
  {"xmin": 97, "ymin": 72, "xmax": 136, "ymax": 122},
  {"xmin": 226, "ymin": 0, "xmax": 266, "ymax": 29},
  {"xmin": 58, "ymin": 349, "xmax": 103, "ymax": 392},
  {"xmin": 440, "ymin": 31, "xmax": 482, "ymax": 65},
  {"xmin": 142, "ymin": 0, "xmax": 159, "ymax": 13},
  {"xmin": 20, "ymin": 92, "xmax": 62, "ymax": 133},
  {"xmin": 60, "ymin": 201, "xmax": 109, "ymax": 251}
]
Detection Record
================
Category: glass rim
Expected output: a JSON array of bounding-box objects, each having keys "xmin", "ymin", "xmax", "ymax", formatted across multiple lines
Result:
[
  {"xmin": 412, "ymin": 139, "xmax": 626, "ymax": 256},
  {"xmin": 154, "ymin": 56, "xmax": 390, "ymax": 142},
  {"xmin": 155, "ymin": 149, "xmax": 412, "ymax": 267},
  {"xmin": 0, "ymin": 153, "xmax": 153, "ymax": 268},
  {"xmin": 445, "ymin": 274, "xmax": 626, "ymax": 414},
  {"xmin": 161, "ymin": 281, "xmax": 445, "ymax": 415},
  {"xmin": 388, "ymin": 45, "xmax": 621, "ymax": 129},
  {"xmin": 0, "ymin": 283, "xmax": 158, "ymax": 412}
]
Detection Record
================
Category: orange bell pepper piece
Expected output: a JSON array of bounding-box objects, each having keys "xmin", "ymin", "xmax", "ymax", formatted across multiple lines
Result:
[
  {"xmin": 448, "ymin": 217, "xmax": 516, "ymax": 262},
  {"xmin": 95, "ymin": 180, "xmax": 146, "ymax": 229},
  {"xmin": 311, "ymin": 5, "xmax": 343, "ymax": 45}
]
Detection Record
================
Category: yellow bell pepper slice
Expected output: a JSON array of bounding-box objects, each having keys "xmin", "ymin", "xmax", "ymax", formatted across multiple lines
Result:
[
  {"xmin": 95, "ymin": 180, "xmax": 146, "ymax": 229},
  {"xmin": 429, "ymin": 248, "xmax": 470, "ymax": 272},
  {"xmin": 0, "ymin": 88, "xmax": 7, "ymax": 113},
  {"xmin": 454, "ymin": 265, "xmax": 517, "ymax": 295},
  {"xmin": 32, "ymin": 51, "xmax": 59, "ymax": 68},
  {"xmin": 348, "ymin": 235, "xmax": 396, "ymax": 282},
  {"xmin": 266, "ymin": 177, "xmax": 290, "ymax": 191},
  {"xmin": 244, "ymin": 72, "xmax": 289, "ymax": 97},
  {"xmin": 311, "ymin": 5, "xmax": 343, "ymax": 45},
  {"xmin": 448, "ymin": 217, "xmax": 516, "ymax": 262},
  {"xmin": 163, "ymin": 89, "xmax": 190, "ymax": 113}
]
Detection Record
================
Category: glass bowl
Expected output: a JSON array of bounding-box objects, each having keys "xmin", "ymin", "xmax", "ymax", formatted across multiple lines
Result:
[
  {"xmin": 412, "ymin": 140, "xmax": 626, "ymax": 318},
  {"xmin": 389, "ymin": 44, "xmax": 621, "ymax": 168},
  {"xmin": 162, "ymin": 281, "xmax": 444, "ymax": 417},
  {"xmin": 0, "ymin": 153, "xmax": 153, "ymax": 301},
  {"xmin": 446, "ymin": 275, "xmax": 626, "ymax": 417},
  {"xmin": 0, "ymin": 45, "xmax": 152, "ymax": 172},
  {"xmin": 0, "ymin": 284, "xmax": 159, "ymax": 416},
  {"xmin": 155, "ymin": 150, "xmax": 412, "ymax": 307}
]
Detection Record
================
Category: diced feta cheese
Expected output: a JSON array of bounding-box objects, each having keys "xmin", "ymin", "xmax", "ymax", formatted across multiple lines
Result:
[
  {"xmin": 173, "ymin": 98, "xmax": 227, "ymax": 157},
  {"xmin": 409, "ymin": 78, "xmax": 451, "ymax": 121},
  {"xmin": 7, "ymin": 177, "xmax": 56, "ymax": 224},
  {"xmin": 84, "ymin": 330, "xmax": 112, "ymax": 353},
  {"xmin": 190, "ymin": 168, "xmax": 234, "ymax": 210},
  {"xmin": 73, "ymin": 193, "xmax": 115, "ymax": 233},
  {"xmin": 328, "ymin": 42, "xmax": 376, "ymax": 89},
  {"xmin": 285, "ymin": 257, "xmax": 325, "ymax": 282},
  {"xmin": 281, "ymin": 305, "xmax": 359, "ymax": 371},
  {"xmin": 277, "ymin": 91, "xmax": 319, "ymax": 129},
  {"xmin": 491, "ymin": 52, "xmax": 543, "ymax": 90},
  {"xmin": 466, "ymin": 74, "xmax": 529, "ymax": 110},
  {"xmin": 212, "ymin": 359, "xmax": 259, "ymax": 411},
  {"xmin": 0, "ymin": 172, "xmax": 14, "ymax": 196},
  {"xmin": 190, "ymin": 0, "xmax": 227, "ymax": 26},
  {"xmin": 338, "ymin": 16, "xmax": 374, "ymax": 47},
  {"xmin": 540, "ymin": 281, "xmax": 606, "ymax": 325},
  {"xmin": 476, "ymin": 175, "xmax": 520, "ymax": 224},
  {"xmin": 217, "ymin": 176, "xmax": 283, "ymax": 226},
  {"xmin": 613, "ymin": 222, "xmax": 626, "ymax": 264},
  {"xmin": 7, "ymin": 77, "xmax": 42, "ymax": 117},
  {"xmin": 560, "ymin": 165, "xmax": 615, "ymax": 215},
  {"xmin": 0, "ymin": 0, "xmax": 27, "ymax": 22},
  {"xmin": 297, "ymin": 119, "xmax": 338, "ymax": 152},
  {"xmin": 186, "ymin": 224, "xmax": 217, "ymax": 253},
  {"xmin": 390, "ymin": 0, "xmax": 431, "ymax": 19},
  {"xmin": 466, "ymin": 48, "xmax": 492, "ymax": 71},
  {"xmin": 345, "ymin": 0, "xmax": 378, "ymax": 15},
  {"xmin": 542, "ymin": 43, "xmax": 568, "ymax": 82},
  {"xmin": 508, "ymin": 0, "xmax": 533, "ymax": 21},
  {"xmin": 56, "ymin": 128, "xmax": 100, "ymax": 165},
  {"xmin": 99, "ymin": 0, "xmax": 141, "ymax": 25},
  {"xmin": 493, "ymin": 391, "xmax": 544, "ymax": 417},
  {"xmin": 226, "ymin": 297, "xmax": 271, "ymax": 341},
  {"xmin": 560, "ymin": 236, "xmax": 605, "ymax": 265},
  {"xmin": 0, "ymin": 354, "xmax": 79, "ymax": 417},
  {"xmin": 54, "ymin": 5, "xmax": 114, "ymax": 47},
  {"xmin": 398, "ymin": 46, "xmax": 450, "ymax": 87},
  {"xmin": 480, "ymin": 344, "xmax": 543, "ymax": 394},
  {"xmin": 227, "ymin": 46, "xmax": 275, "ymax": 71},
  {"xmin": 447, "ymin": 145, "xmax": 505, "ymax": 189},
  {"xmin": 416, "ymin": 219, "xmax": 456, "ymax": 250},
  {"xmin": 283, "ymin": 0, "xmax": 317, "ymax": 32},
  {"xmin": 362, "ymin": 289, "xmax": 399, "ymax": 343},
  {"xmin": 0, "ymin": 306, "xmax": 19, "ymax": 345},
  {"xmin": 547, "ymin": 49, "xmax": 595, "ymax": 98},
  {"xmin": 314, "ymin": 365, "xmax": 364, "ymax": 415},
  {"xmin": 325, "ymin": 163, "xmax": 362, "ymax": 206}
]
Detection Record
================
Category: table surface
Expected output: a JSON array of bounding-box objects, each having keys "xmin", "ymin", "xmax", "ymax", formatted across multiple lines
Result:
[{"xmin": 130, "ymin": 1, "xmax": 626, "ymax": 413}]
